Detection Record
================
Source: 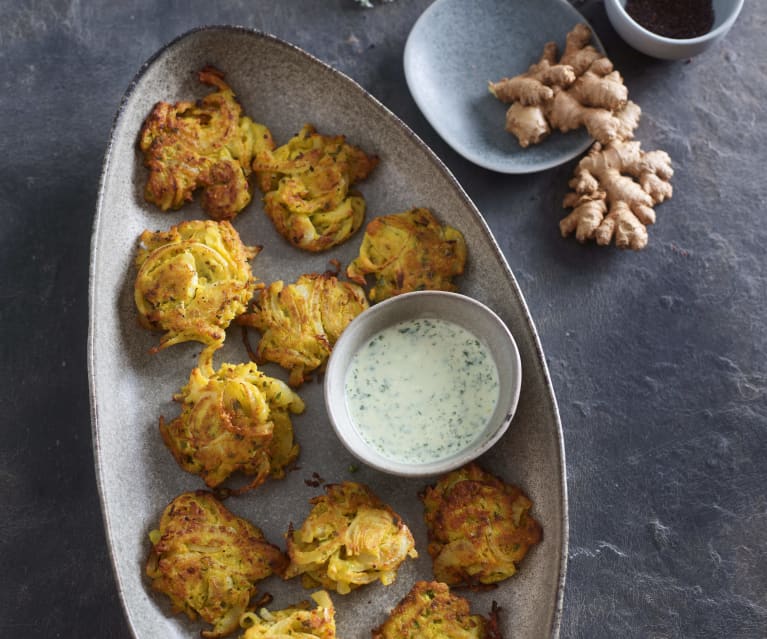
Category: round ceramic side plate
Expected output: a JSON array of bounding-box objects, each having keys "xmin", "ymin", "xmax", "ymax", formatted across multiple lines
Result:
[{"xmin": 404, "ymin": 0, "xmax": 603, "ymax": 174}]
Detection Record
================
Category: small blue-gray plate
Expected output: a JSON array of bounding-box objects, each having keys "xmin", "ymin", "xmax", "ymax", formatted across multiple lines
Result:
[{"xmin": 404, "ymin": 0, "xmax": 603, "ymax": 174}]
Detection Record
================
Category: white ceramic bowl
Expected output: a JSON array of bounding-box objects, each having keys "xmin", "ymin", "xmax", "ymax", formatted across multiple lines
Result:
[
  {"xmin": 324, "ymin": 291, "xmax": 522, "ymax": 477},
  {"xmin": 605, "ymin": 0, "xmax": 743, "ymax": 60}
]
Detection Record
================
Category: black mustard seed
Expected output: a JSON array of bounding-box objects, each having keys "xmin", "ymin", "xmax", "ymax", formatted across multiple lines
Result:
[{"xmin": 625, "ymin": 0, "xmax": 715, "ymax": 39}]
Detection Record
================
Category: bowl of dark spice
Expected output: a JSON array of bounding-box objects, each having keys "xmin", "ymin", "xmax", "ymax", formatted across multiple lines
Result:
[{"xmin": 605, "ymin": 0, "xmax": 744, "ymax": 60}]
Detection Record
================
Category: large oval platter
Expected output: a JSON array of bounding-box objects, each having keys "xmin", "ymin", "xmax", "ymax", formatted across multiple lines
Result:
[{"xmin": 88, "ymin": 26, "xmax": 567, "ymax": 639}]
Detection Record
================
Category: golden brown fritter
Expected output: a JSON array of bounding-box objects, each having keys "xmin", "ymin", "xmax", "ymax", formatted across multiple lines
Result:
[
  {"xmin": 238, "ymin": 272, "xmax": 369, "ymax": 387},
  {"xmin": 421, "ymin": 463, "xmax": 541, "ymax": 587},
  {"xmin": 239, "ymin": 590, "xmax": 336, "ymax": 638},
  {"xmin": 284, "ymin": 482, "xmax": 417, "ymax": 594},
  {"xmin": 252, "ymin": 124, "xmax": 378, "ymax": 251},
  {"xmin": 160, "ymin": 347, "xmax": 304, "ymax": 494},
  {"xmin": 146, "ymin": 491, "xmax": 288, "ymax": 638},
  {"xmin": 346, "ymin": 207, "xmax": 467, "ymax": 302},
  {"xmin": 139, "ymin": 66, "xmax": 275, "ymax": 221},
  {"xmin": 134, "ymin": 219, "xmax": 259, "ymax": 352},
  {"xmin": 372, "ymin": 581, "xmax": 499, "ymax": 639}
]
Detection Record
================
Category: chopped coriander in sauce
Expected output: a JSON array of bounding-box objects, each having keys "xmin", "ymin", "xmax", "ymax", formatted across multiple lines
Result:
[{"xmin": 344, "ymin": 317, "xmax": 500, "ymax": 464}]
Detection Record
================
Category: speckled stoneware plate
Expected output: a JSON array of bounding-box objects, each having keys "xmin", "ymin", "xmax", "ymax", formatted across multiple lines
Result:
[
  {"xmin": 88, "ymin": 26, "xmax": 567, "ymax": 639},
  {"xmin": 404, "ymin": 0, "xmax": 603, "ymax": 173}
]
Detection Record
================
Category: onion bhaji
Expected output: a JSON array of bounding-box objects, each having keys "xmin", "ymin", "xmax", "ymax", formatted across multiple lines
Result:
[
  {"xmin": 139, "ymin": 66, "xmax": 275, "ymax": 221},
  {"xmin": 372, "ymin": 581, "xmax": 501, "ymax": 639},
  {"xmin": 160, "ymin": 347, "xmax": 304, "ymax": 494},
  {"xmin": 284, "ymin": 482, "xmax": 417, "ymax": 594},
  {"xmin": 146, "ymin": 491, "xmax": 288, "ymax": 638},
  {"xmin": 252, "ymin": 124, "xmax": 379, "ymax": 252},
  {"xmin": 134, "ymin": 219, "xmax": 259, "ymax": 352},
  {"xmin": 346, "ymin": 207, "xmax": 467, "ymax": 302},
  {"xmin": 420, "ymin": 463, "xmax": 542, "ymax": 587},
  {"xmin": 239, "ymin": 590, "xmax": 336, "ymax": 639},
  {"xmin": 238, "ymin": 272, "xmax": 369, "ymax": 387}
]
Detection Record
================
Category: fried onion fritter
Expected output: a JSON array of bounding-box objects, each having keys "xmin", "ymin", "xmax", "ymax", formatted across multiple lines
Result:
[
  {"xmin": 146, "ymin": 491, "xmax": 288, "ymax": 638},
  {"xmin": 421, "ymin": 463, "xmax": 542, "ymax": 587},
  {"xmin": 372, "ymin": 581, "xmax": 499, "ymax": 639},
  {"xmin": 284, "ymin": 482, "xmax": 417, "ymax": 594},
  {"xmin": 239, "ymin": 590, "xmax": 336, "ymax": 639},
  {"xmin": 134, "ymin": 219, "xmax": 259, "ymax": 352},
  {"xmin": 346, "ymin": 207, "xmax": 467, "ymax": 302},
  {"xmin": 160, "ymin": 347, "xmax": 304, "ymax": 494},
  {"xmin": 139, "ymin": 66, "xmax": 275, "ymax": 221},
  {"xmin": 253, "ymin": 124, "xmax": 378, "ymax": 251},
  {"xmin": 238, "ymin": 272, "xmax": 369, "ymax": 387}
]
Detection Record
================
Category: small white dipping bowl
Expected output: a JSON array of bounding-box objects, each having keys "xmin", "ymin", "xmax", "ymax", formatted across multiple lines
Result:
[
  {"xmin": 324, "ymin": 291, "xmax": 522, "ymax": 477},
  {"xmin": 605, "ymin": 0, "xmax": 744, "ymax": 60}
]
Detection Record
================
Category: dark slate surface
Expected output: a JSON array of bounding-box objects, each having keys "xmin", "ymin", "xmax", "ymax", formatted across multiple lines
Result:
[{"xmin": 1, "ymin": 1, "xmax": 765, "ymax": 637}]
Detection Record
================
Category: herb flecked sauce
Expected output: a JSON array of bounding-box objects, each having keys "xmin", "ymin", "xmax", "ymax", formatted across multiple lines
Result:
[{"xmin": 344, "ymin": 318, "xmax": 500, "ymax": 463}]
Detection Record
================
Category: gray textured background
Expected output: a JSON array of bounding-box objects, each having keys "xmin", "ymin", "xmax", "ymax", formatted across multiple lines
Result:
[{"xmin": 1, "ymin": 1, "xmax": 765, "ymax": 637}]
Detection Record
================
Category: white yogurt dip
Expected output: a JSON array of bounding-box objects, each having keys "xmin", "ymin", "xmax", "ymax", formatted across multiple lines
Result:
[{"xmin": 344, "ymin": 317, "xmax": 500, "ymax": 464}]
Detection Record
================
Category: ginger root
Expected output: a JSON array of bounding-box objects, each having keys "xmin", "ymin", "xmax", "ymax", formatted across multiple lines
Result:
[
  {"xmin": 491, "ymin": 23, "xmax": 674, "ymax": 250},
  {"xmin": 560, "ymin": 140, "xmax": 673, "ymax": 250},
  {"xmin": 489, "ymin": 24, "xmax": 641, "ymax": 147},
  {"xmin": 488, "ymin": 41, "xmax": 574, "ymax": 147}
]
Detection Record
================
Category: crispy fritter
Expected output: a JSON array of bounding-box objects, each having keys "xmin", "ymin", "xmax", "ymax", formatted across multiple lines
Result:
[
  {"xmin": 284, "ymin": 482, "xmax": 417, "ymax": 594},
  {"xmin": 146, "ymin": 491, "xmax": 288, "ymax": 638},
  {"xmin": 139, "ymin": 66, "xmax": 275, "ymax": 220},
  {"xmin": 421, "ymin": 463, "xmax": 541, "ymax": 587},
  {"xmin": 346, "ymin": 207, "xmax": 467, "ymax": 302},
  {"xmin": 372, "ymin": 581, "xmax": 499, "ymax": 639},
  {"xmin": 238, "ymin": 272, "xmax": 369, "ymax": 387},
  {"xmin": 239, "ymin": 590, "xmax": 336, "ymax": 638},
  {"xmin": 253, "ymin": 124, "xmax": 378, "ymax": 251},
  {"xmin": 160, "ymin": 347, "xmax": 304, "ymax": 494},
  {"xmin": 134, "ymin": 219, "xmax": 259, "ymax": 352}
]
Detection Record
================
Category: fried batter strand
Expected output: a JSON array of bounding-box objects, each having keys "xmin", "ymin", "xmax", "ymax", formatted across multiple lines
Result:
[
  {"xmin": 160, "ymin": 347, "xmax": 304, "ymax": 494},
  {"xmin": 238, "ymin": 272, "xmax": 369, "ymax": 387},
  {"xmin": 239, "ymin": 590, "xmax": 337, "ymax": 639},
  {"xmin": 421, "ymin": 463, "xmax": 541, "ymax": 587},
  {"xmin": 284, "ymin": 482, "xmax": 417, "ymax": 594},
  {"xmin": 146, "ymin": 491, "xmax": 288, "ymax": 638},
  {"xmin": 134, "ymin": 219, "xmax": 259, "ymax": 352},
  {"xmin": 346, "ymin": 207, "xmax": 467, "ymax": 302},
  {"xmin": 139, "ymin": 66, "xmax": 275, "ymax": 220},
  {"xmin": 253, "ymin": 124, "xmax": 378, "ymax": 251},
  {"xmin": 372, "ymin": 581, "xmax": 499, "ymax": 639}
]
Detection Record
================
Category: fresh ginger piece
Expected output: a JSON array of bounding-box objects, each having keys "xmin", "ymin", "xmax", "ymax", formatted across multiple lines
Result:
[
  {"xmin": 568, "ymin": 69, "xmax": 628, "ymax": 111},
  {"xmin": 489, "ymin": 41, "xmax": 575, "ymax": 147},
  {"xmin": 558, "ymin": 22, "xmax": 604, "ymax": 75},
  {"xmin": 598, "ymin": 200, "xmax": 649, "ymax": 249},
  {"xmin": 504, "ymin": 102, "xmax": 551, "ymax": 148},
  {"xmin": 490, "ymin": 23, "xmax": 641, "ymax": 147},
  {"xmin": 490, "ymin": 24, "xmax": 673, "ymax": 249},
  {"xmin": 489, "ymin": 42, "xmax": 575, "ymax": 106},
  {"xmin": 559, "ymin": 194, "xmax": 607, "ymax": 244},
  {"xmin": 560, "ymin": 140, "xmax": 673, "ymax": 250},
  {"xmin": 547, "ymin": 90, "xmax": 640, "ymax": 145}
]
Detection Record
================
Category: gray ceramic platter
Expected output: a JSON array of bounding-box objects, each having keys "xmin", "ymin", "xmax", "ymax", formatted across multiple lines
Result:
[
  {"xmin": 88, "ymin": 26, "xmax": 567, "ymax": 639},
  {"xmin": 404, "ymin": 0, "xmax": 602, "ymax": 174}
]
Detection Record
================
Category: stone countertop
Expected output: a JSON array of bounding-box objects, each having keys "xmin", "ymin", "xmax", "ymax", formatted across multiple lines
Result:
[{"xmin": 1, "ymin": 1, "xmax": 765, "ymax": 637}]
